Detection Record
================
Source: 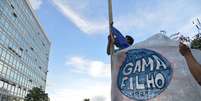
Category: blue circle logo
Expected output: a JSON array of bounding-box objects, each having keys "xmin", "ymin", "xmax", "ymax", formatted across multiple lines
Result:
[{"xmin": 117, "ymin": 49, "xmax": 173, "ymax": 100}]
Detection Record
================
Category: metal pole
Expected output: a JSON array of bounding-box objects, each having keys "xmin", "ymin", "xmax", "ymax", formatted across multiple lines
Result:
[
  {"xmin": 108, "ymin": 0, "xmax": 113, "ymax": 28},
  {"xmin": 108, "ymin": 0, "xmax": 114, "ymax": 61},
  {"xmin": 108, "ymin": 1, "xmax": 114, "ymax": 100}
]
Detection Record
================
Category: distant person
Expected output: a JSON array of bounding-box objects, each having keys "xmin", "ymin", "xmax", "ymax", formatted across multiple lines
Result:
[
  {"xmin": 179, "ymin": 42, "xmax": 201, "ymax": 85},
  {"xmin": 107, "ymin": 27, "xmax": 134, "ymax": 55}
]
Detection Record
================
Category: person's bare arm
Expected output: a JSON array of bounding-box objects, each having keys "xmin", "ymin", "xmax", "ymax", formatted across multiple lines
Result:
[
  {"xmin": 107, "ymin": 36, "xmax": 111, "ymax": 55},
  {"xmin": 107, "ymin": 35, "xmax": 114, "ymax": 55},
  {"xmin": 179, "ymin": 43, "xmax": 201, "ymax": 85}
]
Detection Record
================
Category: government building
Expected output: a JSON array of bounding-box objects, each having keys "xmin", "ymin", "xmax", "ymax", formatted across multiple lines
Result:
[{"xmin": 0, "ymin": 0, "xmax": 51, "ymax": 101}]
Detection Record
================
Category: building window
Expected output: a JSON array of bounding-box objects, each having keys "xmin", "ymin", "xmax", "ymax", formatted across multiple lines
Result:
[
  {"xmin": 0, "ymin": 61, "xmax": 3, "ymax": 72},
  {"xmin": 12, "ymin": 12, "xmax": 17, "ymax": 18},
  {"xmin": 29, "ymin": 79, "xmax": 32, "ymax": 83},
  {"xmin": 30, "ymin": 47, "xmax": 34, "ymax": 51},
  {"xmin": 42, "ymin": 42, "xmax": 45, "ymax": 47},
  {"xmin": 0, "ymin": 81, "xmax": 3, "ymax": 88},
  {"xmin": 10, "ymin": 4, "xmax": 15, "ymax": 9},
  {"xmin": 19, "ymin": 47, "xmax": 23, "ymax": 52}
]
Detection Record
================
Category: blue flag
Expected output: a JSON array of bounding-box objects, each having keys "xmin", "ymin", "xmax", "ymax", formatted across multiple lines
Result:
[{"xmin": 112, "ymin": 27, "xmax": 129, "ymax": 49}]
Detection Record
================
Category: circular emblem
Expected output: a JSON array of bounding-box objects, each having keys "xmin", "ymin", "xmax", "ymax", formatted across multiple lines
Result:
[{"xmin": 117, "ymin": 49, "xmax": 173, "ymax": 100}]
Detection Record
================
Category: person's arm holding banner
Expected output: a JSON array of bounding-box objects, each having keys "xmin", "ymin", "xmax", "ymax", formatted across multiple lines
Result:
[{"xmin": 179, "ymin": 43, "xmax": 201, "ymax": 85}]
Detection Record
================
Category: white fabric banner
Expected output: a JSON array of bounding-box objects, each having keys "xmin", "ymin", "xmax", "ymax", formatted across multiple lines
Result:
[{"xmin": 111, "ymin": 34, "xmax": 201, "ymax": 101}]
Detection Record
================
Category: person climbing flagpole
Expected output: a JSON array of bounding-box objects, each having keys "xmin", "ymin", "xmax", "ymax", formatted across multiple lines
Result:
[{"xmin": 107, "ymin": 0, "xmax": 134, "ymax": 66}]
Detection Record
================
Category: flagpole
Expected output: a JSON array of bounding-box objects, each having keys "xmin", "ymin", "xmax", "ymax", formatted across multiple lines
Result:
[
  {"xmin": 108, "ymin": 0, "xmax": 113, "ymax": 30},
  {"xmin": 108, "ymin": 0, "xmax": 114, "ymax": 58},
  {"xmin": 108, "ymin": 1, "xmax": 114, "ymax": 100}
]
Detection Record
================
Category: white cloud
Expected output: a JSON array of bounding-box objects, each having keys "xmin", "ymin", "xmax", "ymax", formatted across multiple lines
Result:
[
  {"xmin": 51, "ymin": 0, "xmax": 201, "ymax": 37},
  {"xmin": 46, "ymin": 56, "xmax": 111, "ymax": 101},
  {"xmin": 28, "ymin": 0, "xmax": 43, "ymax": 10},
  {"xmin": 51, "ymin": 0, "xmax": 107, "ymax": 35},
  {"xmin": 66, "ymin": 56, "xmax": 110, "ymax": 78},
  {"xmin": 91, "ymin": 96, "xmax": 107, "ymax": 101},
  {"xmin": 47, "ymin": 80, "xmax": 111, "ymax": 101},
  {"xmin": 178, "ymin": 16, "xmax": 201, "ymax": 38},
  {"xmin": 50, "ymin": 0, "xmax": 146, "ymax": 35}
]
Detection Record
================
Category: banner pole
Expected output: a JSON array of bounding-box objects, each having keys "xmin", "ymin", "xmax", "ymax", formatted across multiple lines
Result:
[
  {"xmin": 108, "ymin": 0, "xmax": 114, "ymax": 64},
  {"xmin": 108, "ymin": 1, "xmax": 114, "ymax": 100}
]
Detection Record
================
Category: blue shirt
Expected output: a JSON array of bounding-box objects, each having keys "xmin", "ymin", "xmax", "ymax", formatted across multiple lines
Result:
[{"xmin": 112, "ymin": 27, "xmax": 129, "ymax": 50}]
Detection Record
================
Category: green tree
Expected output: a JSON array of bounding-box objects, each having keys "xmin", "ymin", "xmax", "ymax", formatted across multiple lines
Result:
[
  {"xmin": 191, "ymin": 33, "xmax": 201, "ymax": 50},
  {"xmin": 24, "ymin": 87, "xmax": 49, "ymax": 101}
]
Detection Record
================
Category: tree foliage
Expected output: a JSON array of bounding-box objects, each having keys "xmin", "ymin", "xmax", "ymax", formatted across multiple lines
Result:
[
  {"xmin": 84, "ymin": 98, "xmax": 90, "ymax": 101},
  {"xmin": 24, "ymin": 87, "xmax": 49, "ymax": 101},
  {"xmin": 191, "ymin": 33, "xmax": 201, "ymax": 50}
]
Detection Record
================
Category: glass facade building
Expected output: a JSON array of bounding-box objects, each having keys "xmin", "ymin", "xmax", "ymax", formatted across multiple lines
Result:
[{"xmin": 0, "ymin": 0, "xmax": 51, "ymax": 101}]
